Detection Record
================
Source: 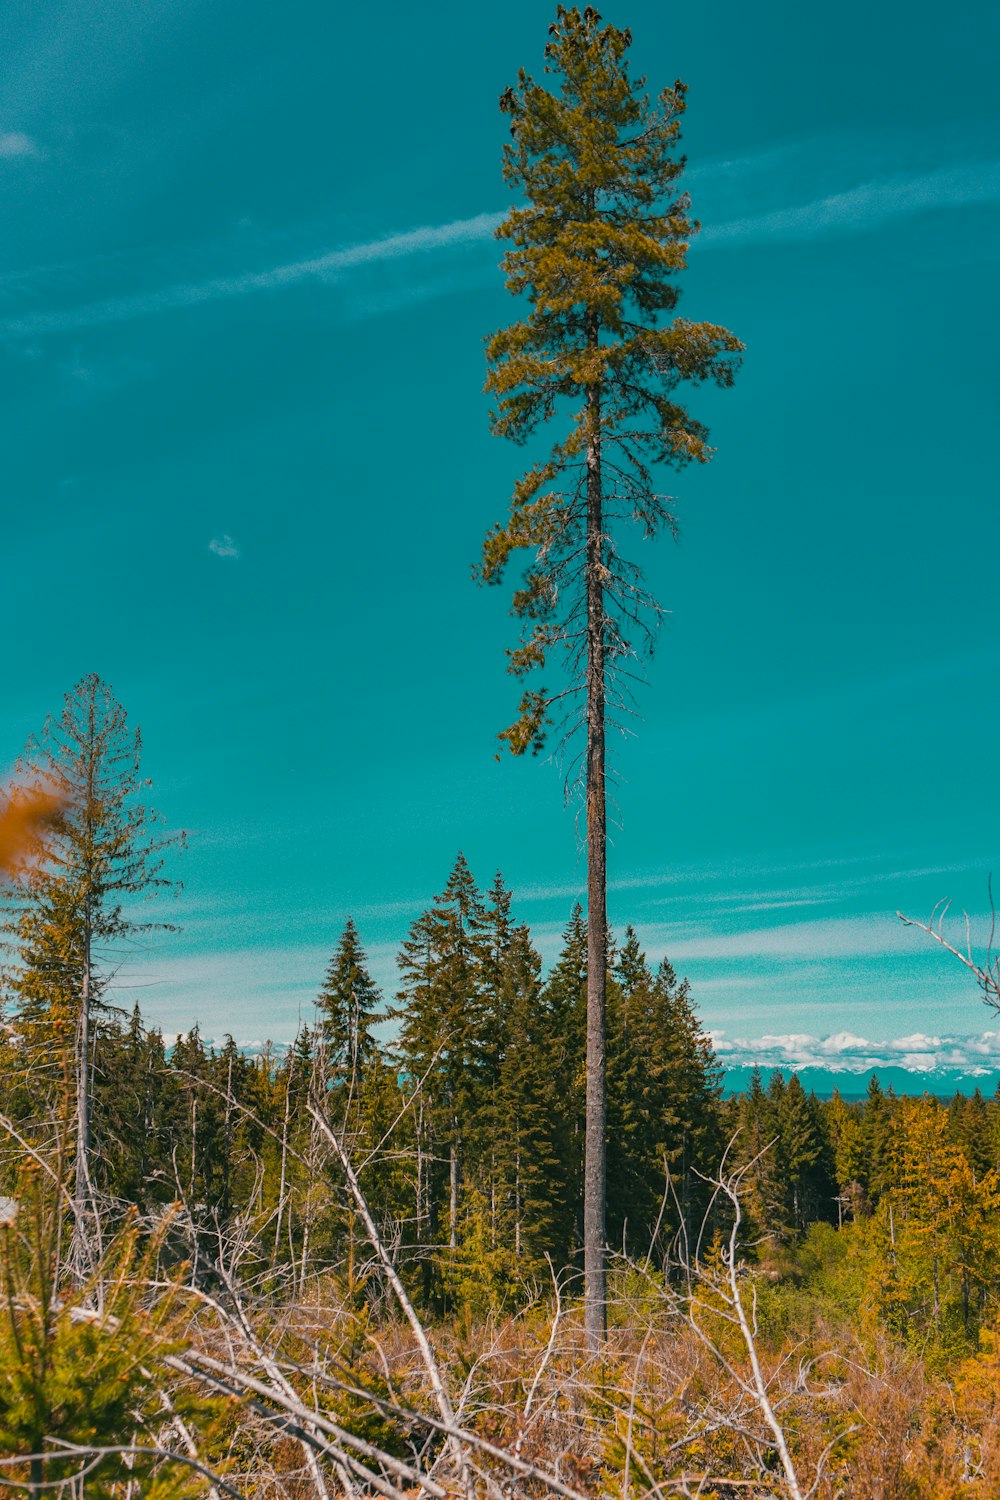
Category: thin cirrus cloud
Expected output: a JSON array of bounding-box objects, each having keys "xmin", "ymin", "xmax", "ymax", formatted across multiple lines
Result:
[
  {"xmin": 660, "ymin": 913, "xmax": 925, "ymax": 962},
  {"xmin": 208, "ymin": 534, "xmax": 240, "ymax": 559},
  {"xmin": 699, "ymin": 159, "xmax": 1000, "ymax": 247},
  {"xmin": 118, "ymin": 937, "xmax": 403, "ymax": 1040},
  {"xmin": 0, "ymin": 146, "xmax": 996, "ymax": 339},
  {"xmin": 0, "ymin": 211, "xmax": 506, "ymax": 339},
  {"xmin": 635, "ymin": 906, "xmax": 999, "ymax": 966}
]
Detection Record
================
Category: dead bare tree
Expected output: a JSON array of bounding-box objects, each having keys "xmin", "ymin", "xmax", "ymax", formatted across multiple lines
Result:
[{"xmin": 898, "ymin": 880, "xmax": 1000, "ymax": 1013}]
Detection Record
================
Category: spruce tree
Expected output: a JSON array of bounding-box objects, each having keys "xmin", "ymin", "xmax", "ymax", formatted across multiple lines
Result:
[
  {"xmin": 211, "ymin": 1033, "xmax": 255, "ymax": 1220},
  {"xmin": 646, "ymin": 957, "xmax": 723, "ymax": 1243},
  {"xmin": 394, "ymin": 855, "xmax": 490, "ymax": 1287},
  {"xmin": 479, "ymin": 6, "xmax": 742, "ymax": 1344},
  {"xmin": 606, "ymin": 930, "xmax": 648, "ymax": 1253},
  {"xmin": 860, "ymin": 1075, "xmax": 897, "ymax": 1204},
  {"xmin": 542, "ymin": 904, "xmax": 589, "ymax": 1248},
  {"xmin": 170, "ymin": 1025, "xmax": 227, "ymax": 1212},
  {"xmin": 480, "ymin": 872, "xmax": 515, "ymax": 1008},
  {"xmin": 827, "ymin": 1089, "xmax": 865, "ymax": 1222},
  {"xmin": 317, "ymin": 918, "xmax": 383, "ymax": 1119},
  {"xmin": 608, "ymin": 943, "xmax": 723, "ymax": 1260},
  {"xmin": 90, "ymin": 1007, "xmax": 149, "ymax": 1206},
  {"xmin": 778, "ymin": 1075, "xmax": 833, "ymax": 1234},
  {"xmin": 139, "ymin": 1024, "xmax": 180, "ymax": 1207},
  {"xmin": 476, "ymin": 872, "xmax": 517, "ymax": 1228},
  {"xmin": 496, "ymin": 922, "xmax": 572, "ymax": 1269},
  {"xmin": 736, "ymin": 1066, "xmax": 785, "ymax": 1239}
]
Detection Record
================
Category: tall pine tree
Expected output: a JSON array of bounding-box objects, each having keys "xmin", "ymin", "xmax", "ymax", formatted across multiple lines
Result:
[{"xmin": 479, "ymin": 7, "xmax": 742, "ymax": 1344}]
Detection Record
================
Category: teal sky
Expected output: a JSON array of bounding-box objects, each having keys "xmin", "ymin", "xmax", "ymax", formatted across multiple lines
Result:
[{"xmin": 2, "ymin": 0, "xmax": 999, "ymax": 1070}]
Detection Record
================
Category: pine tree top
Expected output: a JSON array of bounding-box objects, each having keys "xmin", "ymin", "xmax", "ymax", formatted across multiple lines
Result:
[{"xmin": 479, "ymin": 7, "xmax": 742, "ymax": 761}]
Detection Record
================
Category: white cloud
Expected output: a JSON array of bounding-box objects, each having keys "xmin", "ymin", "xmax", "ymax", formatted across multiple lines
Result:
[
  {"xmin": 208, "ymin": 534, "xmax": 240, "ymax": 559},
  {"xmin": 710, "ymin": 1027, "xmax": 1000, "ymax": 1076},
  {"xmin": 821, "ymin": 1031, "xmax": 871, "ymax": 1053},
  {"xmin": 0, "ymin": 131, "xmax": 39, "ymax": 159}
]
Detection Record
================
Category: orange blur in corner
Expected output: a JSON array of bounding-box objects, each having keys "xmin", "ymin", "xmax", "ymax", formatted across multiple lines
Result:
[{"xmin": 0, "ymin": 787, "xmax": 64, "ymax": 875}]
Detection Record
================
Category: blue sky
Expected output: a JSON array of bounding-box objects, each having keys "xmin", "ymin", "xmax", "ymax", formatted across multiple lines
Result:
[{"xmin": 2, "ymin": 0, "xmax": 999, "ymax": 1067}]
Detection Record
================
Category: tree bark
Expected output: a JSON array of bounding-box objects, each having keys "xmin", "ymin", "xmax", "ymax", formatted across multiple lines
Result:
[
  {"xmin": 583, "ymin": 369, "xmax": 607, "ymax": 1350},
  {"xmin": 449, "ymin": 1129, "xmax": 459, "ymax": 1251},
  {"xmin": 70, "ymin": 918, "xmax": 94, "ymax": 1283},
  {"xmin": 70, "ymin": 691, "xmax": 99, "ymax": 1284},
  {"xmin": 273, "ymin": 1080, "xmax": 291, "ymax": 1266}
]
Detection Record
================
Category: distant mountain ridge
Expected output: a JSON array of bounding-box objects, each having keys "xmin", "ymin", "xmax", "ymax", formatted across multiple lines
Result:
[{"xmin": 710, "ymin": 1026, "xmax": 1000, "ymax": 1090}]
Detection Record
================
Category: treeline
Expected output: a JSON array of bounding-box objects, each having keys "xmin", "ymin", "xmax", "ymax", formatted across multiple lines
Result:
[
  {"xmin": 0, "ymin": 851, "xmax": 724, "ymax": 1307},
  {"xmin": 5, "ymin": 845, "xmax": 1000, "ymax": 1349}
]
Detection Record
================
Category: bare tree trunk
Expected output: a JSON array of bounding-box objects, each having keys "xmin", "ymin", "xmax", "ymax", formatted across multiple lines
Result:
[
  {"xmin": 515, "ymin": 1143, "xmax": 522, "ymax": 1258},
  {"xmin": 490, "ymin": 1148, "xmax": 497, "ymax": 1250},
  {"xmin": 189, "ymin": 1096, "xmax": 198, "ymax": 1200},
  {"xmin": 273, "ymin": 1079, "xmax": 291, "ymax": 1266},
  {"xmin": 416, "ymin": 1099, "xmax": 430, "ymax": 1302},
  {"xmin": 584, "ymin": 366, "xmax": 607, "ymax": 1351},
  {"xmin": 449, "ymin": 1128, "xmax": 459, "ymax": 1252},
  {"xmin": 415, "ymin": 1100, "xmax": 425, "ymax": 1240},
  {"xmin": 70, "ymin": 919, "xmax": 95, "ymax": 1282},
  {"xmin": 719, "ymin": 1179, "xmax": 806, "ymax": 1500},
  {"xmin": 300, "ymin": 1068, "xmax": 324, "ymax": 1299},
  {"xmin": 308, "ymin": 1101, "xmax": 471, "ymax": 1495}
]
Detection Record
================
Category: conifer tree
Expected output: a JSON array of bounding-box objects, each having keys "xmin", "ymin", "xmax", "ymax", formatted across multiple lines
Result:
[
  {"xmin": 607, "ymin": 940, "xmax": 723, "ymax": 1259},
  {"xmin": 394, "ymin": 855, "xmax": 489, "ymax": 1282},
  {"xmin": 171, "ymin": 1025, "xmax": 227, "ymax": 1211},
  {"xmin": 827, "ymin": 1089, "xmax": 865, "ymax": 1222},
  {"xmin": 495, "ymin": 922, "xmax": 572, "ymax": 1268},
  {"xmin": 736, "ymin": 1067, "xmax": 785, "ymax": 1238},
  {"xmin": 0, "ymin": 674, "xmax": 183, "ymax": 1278},
  {"xmin": 778, "ymin": 1075, "xmax": 834, "ymax": 1234},
  {"xmin": 138, "ymin": 1023, "xmax": 178, "ymax": 1207},
  {"xmin": 317, "ymin": 918, "xmax": 383, "ymax": 1122},
  {"xmin": 544, "ymin": 904, "xmax": 589, "ymax": 1069},
  {"xmin": 643, "ymin": 956, "xmax": 723, "ymax": 1243},
  {"xmin": 210, "ymin": 1033, "xmax": 255, "ymax": 1220},
  {"xmin": 91, "ymin": 1007, "xmax": 149, "ymax": 1206},
  {"xmin": 861, "ymin": 1074, "xmax": 897, "ymax": 1204},
  {"xmin": 542, "ymin": 904, "xmax": 589, "ymax": 1245},
  {"xmin": 475, "ymin": 872, "xmax": 519, "ymax": 1228},
  {"xmin": 948, "ymin": 1088, "xmax": 993, "ymax": 1180},
  {"xmin": 479, "ymin": 6, "xmax": 742, "ymax": 1344},
  {"xmin": 352, "ymin": 1046, "xmax": 414, "ymax": 1256},
  {"xmin": 480, "ymin": 872, "xmax": 515, "ymax": 1009},
  {"xmin": 606, "ymin": 930, "xmax": 649, "ymax": 1251}
]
